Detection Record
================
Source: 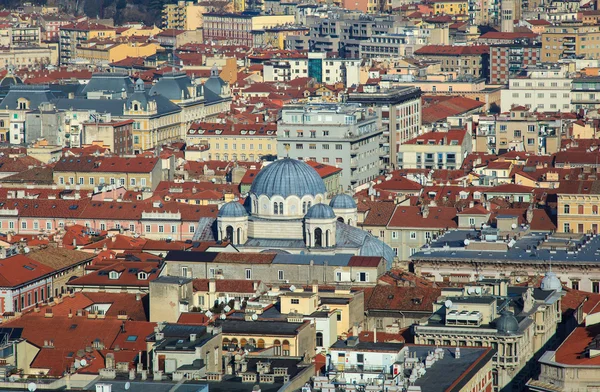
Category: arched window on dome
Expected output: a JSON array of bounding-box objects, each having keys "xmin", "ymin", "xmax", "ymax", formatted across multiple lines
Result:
[
  {"xmin": 225, "ymin": 226, "xmax": 234, "ymax": 242},
  {"xmin": 314, "ymin": 228, "xmax": 323, "ymax": 247},
  {"xmin": 337, "ymin": 217, "xmax": 344, "ymax": 223},
  {"xmin": 279, "ymin": 202, "xmax": 283, "ymax": 215},
  {"xmin": 237, "ymin": 227, "xmax": 242, "ymax": 244},
  {"xmin": 325, "ymin": 230, "xmax": 330, "ymax": 247},
  {"xmin": 307, "ymin": 201, "xmax": 312, "ymax": 210},
  {"xmin": 302, "ymin": 201, "xmax": 307, "ymax": 214},
  {"xmin": 274, "ymin": 202, "xmax": 279, "ymax": 215}
]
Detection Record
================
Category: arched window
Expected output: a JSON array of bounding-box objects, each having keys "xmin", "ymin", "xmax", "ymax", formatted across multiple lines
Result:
[
  {"xmin": 134, "ymin": 103, "xmax": 139, "ymax": 111},
  {"xmin": 314, "ymin": 228, "xmax": 323, "ymax": 247},
  {"xmin": 325, "ymin": 230, "xmax": 330, "ymax": 247},
  {"xmin": 240, "ymin": 338, "xmax": 247, "ymax": 347},
  {"xmin": 564, "ymin": 204, "xmax": 570, "ymax": 214},
  {"xmin": 307, "ymin": 201, "xmax": 312, "ymax": 210},
  {"xmin": 237, "ymin": 227, "xmax": 242, "ymax": 244},
  {"xmin": 248, "ymin": 338, "xmax": 256, "ymax": 347},
  {"xmin": 316, "ymin": 332, "xmax": 323, "ymax": 347},
  {"xmin": 222, "ymin": 338, "xmax": 230, "ymax": 348},
  {"xmin": 282, "ymin": 340, "xmax": 290, "ymax": 356},
  {"xmin": 274, "ymin": 340, "xmax": 281, "ymax": 355},
  {"xmin": 279, "ymin": 202, "xmax": 283, "ymax": 215},
  {"xmin": 337, "ymin": 217, "xmax": 344, "ymax": 223},
  {"xmin": 231, "ymin": 338, "xmax": 238, "ymax": 347},
  {"xmin": 302, "ymin": 201, "xmax": 307, "ymax": 214},
  {"xmin": 257, "ymin": 339, "xmax": 265, "ymax": 349},
  {"xmin": 274, "ymin": 202, "xmax": 279, "ymax": 215},
  {"xmin": 225, "ymin": 226, "xmax": 234, "ymax": 242}
]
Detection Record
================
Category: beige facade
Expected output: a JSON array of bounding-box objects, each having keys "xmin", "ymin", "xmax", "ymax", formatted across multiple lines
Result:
[
  {"xmin": 53, "ymin": 162, "xmax": 163, "ymax": 191},
  {"xmin": 541, "ymin": 23, "xmax": 600, "ymax": 63},
  {"xmin": 0, "ymin": 44, "xmax": 57, "ymax": 68},
  {"xmin": 149, "ymin": 276, "xmax": 194, "ymax": 323},
  {"xmin": 557, "ymin": 193, "xmax": 600, "ymax": 235},
  {"xmin": 162, "ymin": 1, "xmax": 206, "ymax": 30}
]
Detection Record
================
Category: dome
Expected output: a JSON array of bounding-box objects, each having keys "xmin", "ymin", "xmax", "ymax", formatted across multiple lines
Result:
[
  {"xmin": 541, "ymin": 271, "xmax": 562, "ymax": 292},
  {"xmin": 204, "ymin": 64, "xmax": 227, "ymax": 97},
  {"xmin": 0, "ymin": 73, "xmax": 21, "ymax": 87},
  {"xmin": 495, "ymin": 310, "xmax": 519, "ymax": 334},
  {"xmin": 149, "ymin": 72, "xmax": 192, "ymax": 101},
  {"xmin": 359, "ymin": 235, "xmax": 396, "ymax": 264},
  {"xmin": 329, "ymin": 194, "xmax": 356, "ymax": 209},
  {"xmin": 250, "ymin": 159, "xmax": 327, "ymax": 198},
  {"xmin": 218, "ymin": 201, "xmax": 248, "ymax": 218},
  {"xmin": 305, "ymin": 203, "xmax": 336, "ymax": 219}
]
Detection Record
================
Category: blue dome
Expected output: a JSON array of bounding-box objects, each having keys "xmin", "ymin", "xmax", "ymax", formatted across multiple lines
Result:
[
  {"xmin": 359, "ymin": 235, "xmax": 396, "ymax": 266},
  {"xmin": 250, "ymin": 159, "xmax": 327, "ymax": 198},
  {"xmin": 541, "ymin": 271, "xmax": 562, "ymax": 292},
  {"xmin": 495, "ymin": 310, "xmax": 519, "ymax": 334},
  {"xmin": 218, "ymin": 201, "xmax": 248, "ymax": 218},
  {"xmin": 330, "ymin": 194, "xmax": 356, "ymax": 209},
  {"xmin": 305, "ymin": 203, "xmax": 336, "ymax": 219}
]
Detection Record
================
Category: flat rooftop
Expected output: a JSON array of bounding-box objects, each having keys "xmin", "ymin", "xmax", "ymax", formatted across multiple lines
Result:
[{"xmin": 412, "ymin": 229, "xmax": 600, "ymax": 264}]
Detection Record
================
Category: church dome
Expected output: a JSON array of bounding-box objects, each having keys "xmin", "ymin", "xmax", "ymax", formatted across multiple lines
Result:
[
  {"xmin": 218, "ymin": 201, "xmax": 248, "ymax": 218},
  {"xmin": 204, "ymin": 64, "xmax": 227, "ymax": 96},
  {"xmin": 330, "ymin": 194, "xmax": 356, "ymax": 209},
  {"xmin": 541, "ymin": 271, "xmax": 562, "ymax": 292},
  {"xmin": 250, "ymin": 158, "xmax": 327, "ymax": 198},
  {"xmin": 0, "ymin": 73, "xmax": 21, "ymax": 87},
  {"xmin": 495, "ymin": 310, "xmax": 519, "ymax": 334},
  {"xmin": 305, "ymin": 203, "xmax": 335, "ymax": 219}
]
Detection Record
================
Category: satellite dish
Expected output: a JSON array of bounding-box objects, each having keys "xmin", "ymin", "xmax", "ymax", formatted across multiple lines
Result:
[
  {"xmin": 220, "ymin": 314, "xmax": 226, "ymax": 320},
  {"xmin": 23, "ymin": 247, "xmax": 30, "ymax": 253},
  {"xmin": 125, "ymin": 382, "xmax": 131, "ymax": 391},
  {"xmin": 224, "ymin": 305, "xmax": 231, "ymax": 312},
  {"xmin": 205, "ymin": 310, "xmax": 213, "ymax": 318},
  {"xmin": 80, "ymin": 359, "xmax": 87, "ymax": 367},
  {"xmin": 467, "ymin": 287, "xmax": 474, "ymax": 294},
  {"xmin": 289, "ymin": 285, "xmax": 296, "ymax": 292},
  {"xmin": 444, "ymin": 299, "xmax": 453, "ymax": 309},
  {"xmin": 464, "ymin": 239, "xmax": 470, "ymax": 246},
  {"xmin": 511, "ymin": 223, "xmax": 517, "ymax": 229},
  {"xmin": 251, "ymin": 313, "xmax": 258, "ymax": 321},
  {"xmin": 27, "ymin": 383, "xmax": 37, "ymax": 392},
  {"xmin": 475, "ymin": 287, "xmax": 482, "ymax": 294},
  {"xmin": 516, "ymin": 277, "xmax": 521, "ymax": 282}
]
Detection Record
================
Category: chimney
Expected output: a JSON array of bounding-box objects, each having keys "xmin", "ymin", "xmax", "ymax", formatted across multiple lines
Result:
[
  {"xmin": 208, "ymin": 279, "xmax": 216, "ymax": 293},
  {"xmin": 111, "ymin": 235, "xmax": 117, "ymax": 243},
  {"xmin": 190, "ymin": 333, "xmax": 197, "ymax": 342},
  {"xmin": 136, "ymin": 293, "xmax": 141, "ymax": 301},
  {"xmin": 312, "ymin": 283, "xmax": 318, "ymax": 293},
  {"xmin": 455, "ymin": 347, "xmax": 461, "ymax": 359},
  {"xmin": 469, "ymin": 201, "xmax": 474, "ymax": 208}
]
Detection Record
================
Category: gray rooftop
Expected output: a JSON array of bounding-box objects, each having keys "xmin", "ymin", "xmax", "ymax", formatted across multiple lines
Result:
[
  {"xmin": 220, "ymin": 319, "xmax": 304, "ymax": 336},
  {"xmin": 412, "ymin": 229, "xmax": 600, "ymax": 264}
]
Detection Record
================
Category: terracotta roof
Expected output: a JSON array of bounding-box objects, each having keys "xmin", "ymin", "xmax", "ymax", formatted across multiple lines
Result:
[
  {"xmin": 422, "ymin": 96, "xmax": 484, "ymax": 124},
  {"xmin": 388, "ymin": 205, "xmax": 458, "ymax": 229},
  {"xmin": 25, "ymin": 247, "xmax": 93, "ymax": 270},
  {"xmin": 364, "ymin": 284, "xmax": 441, "ymax": 312},
  {"xmin": 0, "ymin": 255, "xmax": 56, "ymax": 288},
  {"xmin": 68, "ymin": 261, "xmax": 162, "ymax": 288},
  {"xmin": 404, "ymin": 129, "xmax": 467, "ymax": 145},
  {"xmin": 415, "ymin": 45, "xmax": 490, "ymax": 56},
  {"xmin": 361, "ymin": 201, "xmax": 397, "ymax": 226},
  {"xmin": 54, "ymin": 156, "xmax": 159, "ymax": 174},
  {"xmin": 458, "ymin": 204, "xmax": 490, "ymax": 215}
]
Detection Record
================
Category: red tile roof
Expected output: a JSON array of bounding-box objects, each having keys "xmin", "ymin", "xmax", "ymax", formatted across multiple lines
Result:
[
  {"xmin": 404, "ymin": 129, "xmax": 467, "ymax": 145},
  {"xmin": 68, "ymin": 261, "xmax": 162, "ymax": 288},
  {"xmin": 0, "ymin": 255, "xmax": 56, "ymax": 287},
  {"xmin": 388, "ymin": 205, "xmax": 458, "ymax": 229}
]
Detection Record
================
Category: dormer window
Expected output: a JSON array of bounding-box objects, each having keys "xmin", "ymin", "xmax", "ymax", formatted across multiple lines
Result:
[
  {"xmin": 108, "ymin": 271, "xmax": 120, "ymax": 280},
  {"xmin": 138, "ymin": 271, "xmax": 148, "ymax": 280},
  {"xmin": 17, "ymin": 98, "xmax": 29, "ymax": 110},
  {"xmin": 134, "ymin": 103, "xmax": 139, "ymax": 111}
]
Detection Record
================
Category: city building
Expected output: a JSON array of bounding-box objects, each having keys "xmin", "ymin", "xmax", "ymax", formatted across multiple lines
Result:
[
  {"xmin": 81, "ymin": 119, "xmax": 134, "ymax": 155},
  {"xmin": 500, "ymin": 66, "xmax": 572, "ymax": 112},
  {"xmin": 277, "ymin": 104, "xmax": 383, "ymax": 190},
  {"xmin": 490, "ymin": 43, "xmax": 541, "ymax": 85},
  {"xmin": 162, "ymin": 1, "xmax": 206, "ymax": 30},
  {"xmin": 414, "ymin": 278, "xmax": 562, "ymax": 391},
  {"xmin": 202, "ymin": 13, "xmax": 295, "ymax": 47},
  {"xmin": 398, "ymin": 129, "xmax": 472, "ymax": 170},
  {"xmin": 557, "ymin": 181, "xmax": 600, "ymax": 235},
  {"xmin": 541, "ymin": 23, "xmax": 600, "ymax": 62},
  {"xmin": 413, "ymin": 45, "xmax": 490, "ymax": 80},
  {"xmin": 346, "ymin": 85, "xmax": 423, "ymax": 169},
  {"xmin": 59, "ymin": 22, "xmax": 116, "ymax": 65}
]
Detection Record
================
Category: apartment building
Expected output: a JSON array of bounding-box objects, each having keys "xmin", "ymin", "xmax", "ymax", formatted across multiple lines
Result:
[
  {"xmin": 80, "ymin": 119, "xmax": 134, "ymax": 155},
  {"xmin": 413, "ymin": 45, "xmax": 490, "ymax": 80},
  {"xmin": 571, "ymin": 77, "xmax": 600, "ymax": 110},
  {"xmin": 475, "ymin": 107, "xmax": 561, "ymax": 155},
  {"xmin": 500, "ymin": 66, "xmax": 572, "ymax": 112},
  {"xmin": 202, "ymin": 13, "xmax": 294, "ymax": 47},
  {"xmin": 490, "ymin": 43, "xmax": 541, "ymax": 84},
  {"xmin": 276, "ymin": 103, "xmax": 383, "ymax": 191},
  {"xmin": 162, "ymin": 0, "xmax": 206, "ymax": 30},
  {"xmin": 541, "ymin": 23, "xmax": 600, "ymax": 62},
  {"xmin": 186, "ymin": 122, "xmax": 277, "ymax": 161},
  {"xmin": 59, "ymin": 22, "xmax": 116, "ymax": 64},
  {"xmin": 398, "ymin": 129, "xmax": 471, "ymax": 170},
  {"xmin": 557, "ymin": 183, "xmax": 600, "ymax": 235},
  {"xmin": 346, "ymin": 86, "xmax": 422, "ymax": 168},
  {"xmin": 430, "ymin": 0, "xmax": 469, "ymax": 15}
]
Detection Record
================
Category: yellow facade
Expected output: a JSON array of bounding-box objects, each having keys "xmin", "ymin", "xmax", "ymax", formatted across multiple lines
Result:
[
  {"xmin": 77, "ymin": 42, "xmax": 161, "ymax": 64},
  {"xmin": 432, "ymin": 0, "xmax": 468, "ymax": 14},
  {"xmin": 186, "ymin": 134, "xmax": 277, "ymax": 162},
  {"xmin": 162, "ymin": 1, "xmax": 206, "ymax": 30},
  {"xmin": 119, "ymin": 26, "xmax": 162, "ymax": 38},
  {"xmin": 557, "ymin": 193, "xmax": 600, "ymax": 234},
  {"xmin": 53, "ymin": 165, "xmax": 161, "ymax": 190}
]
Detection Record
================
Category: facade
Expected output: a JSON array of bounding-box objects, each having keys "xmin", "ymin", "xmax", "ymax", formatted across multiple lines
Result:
[
  {"xmin": 202, "ymin": 13, "xmax": 295, "ymax": 47},
  {"xmin": 346, "ymin": 86, "xmax": 422, "ymax": 169},
  {"xmin": 59, "ymin": 22, "xmax": 116, "ymax": 65},
  {"xmin": 52, "ymin": 156, "xmax": 164, "ymax": 191},
  {"xmin": 277, "ymin": 104, "xmax": 383, "ymax": 191},
  {"xmin": 413, "ymin": 45, "xmax": 490, "ymax": 80},
  {"xmin": 541, "ymin": 23, "xmax": 600, "ymax": 62},
  {"xmin": 186, "ymin": 122, "xmax": 277, "ymax": 162},
  {"xmin": 414, "ymin": 279, "xmax": 562, "ymax": 391},
  {"xmin": 0, "ymin": 45, "xmax": 56, "ymax": 68},
  {"xmin": 81, "ymin": 120, "xmax": 134, "ymax": 155},
  {"xmin": 162, "ymin": 1, "xmax": 206, "ymax": 30},
  {"xmin": 571, "ymin": 77, "xmax": 600, "ymax": 110},
  {"xmin": 489, "ymin": 43, "xmax": 541, "ymax": 85},
  {"xmin": 557, "ymin": 186, "xmax": 600, "ymax": 235},
  {"xmin": 398, "ymin": 129, "xmax": 471, "ymax": 170},
  {"xmin": 500, "ymin": 66, "xmax": 572, "ymax": 112}
]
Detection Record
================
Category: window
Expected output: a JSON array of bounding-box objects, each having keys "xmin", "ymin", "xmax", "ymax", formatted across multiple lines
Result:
[
  {"xmin": 572, "ymin": 281, "xmax": 579, "ymax": 290},
  {"xmin": 564, "ymin": 222, "xmax": 570, "ymax": 233},
  {"xmin": 594, "ymin": 281, "xmax": 600, "ymax": 294},
  {"xmin": 181, "ymin": 266, "xmax": 188, "ymax": 277},
  {"xmin": 336, "ymin": 158, "xmax": 342, "ymax": 164},
  {"xmin": 316, "ymin": 332, "xmax": 323, "ymax": 347},
  {"xmin": 514, "ymin": 130, "xmax": 521, "ymax": 138},
  {"xmin": 171, "ymin": 225, "xmax": 177, "ymax": 233},
  {"xmin": 130, "ymin": 224, "xmax": 135, "ymax": 232},
  {"xmin": 337, "ymin": 313, "xmax": 342, "ymax": 321},
  {"xmin": 593, "ymin": 205, "xmax": 598, "ymax": 215},
  {"xmin": 357, "ymin": 272, "xmax": 368, "ymax": 282},
  {"xmin": 8, "ymin": 221, "xmax": 13, "ymax": 229},
  {"xmin": 469, "ymin": 217, "xmax": 475, "ymax": 226},
  {"xmin": 189, "ymin": 225, "xmax": 195, "ymax": 233},
  {"xmin": 109, "ymin": 271, "xmax": 119, "ymax": 280},
  {"xmin": 126, "ymin": 335, "xmax": 138, "ymax": 342},
  {"xmin": 46, "ymin": 222, "xmax": 51, "ymax": 230},
  {"xmin": 145, "ymin": 225, "xmax": 151, "ymax": 232},
  {"xmin": 21, "ymin": 221, "xmax": 26, "ymax": 229},
  {"xmin": 336, "ymin": 271, "xmax": 342, "ymax": 281},
  {"xmin": 158, "ymin": 225, "xmax": 164, "ymax": 233},
  {"xmin": 245, "ymin": 269, "xmax": 252, "ymax": 279},
  {"xmin": 410, "ymin": 232, "xmax": 416, "ymax": 239},
  {"xmin": 89, "ymin": 177, "xmax": 95, "ymax": 185},
  {"xmin": 391, "ymin": 231, "xmax": 398, "ymax": 239},
  {"xmin": 291, "ymin": 299, "xmax": 300, "ymax": 304},
  {"xmin": 335, "ymin": 144, "xmax": 342, "ymax": 150},
  {"xmin": 322, "ymin": 144, "xmax": 329, "ymax": 150},
  {"xmin": 278, "ymin": 270, "xmax": 284, "ymax": 280},
  {"xmin": 564, "ymin": 204, "xmax": 570, "ymax": 214}
]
